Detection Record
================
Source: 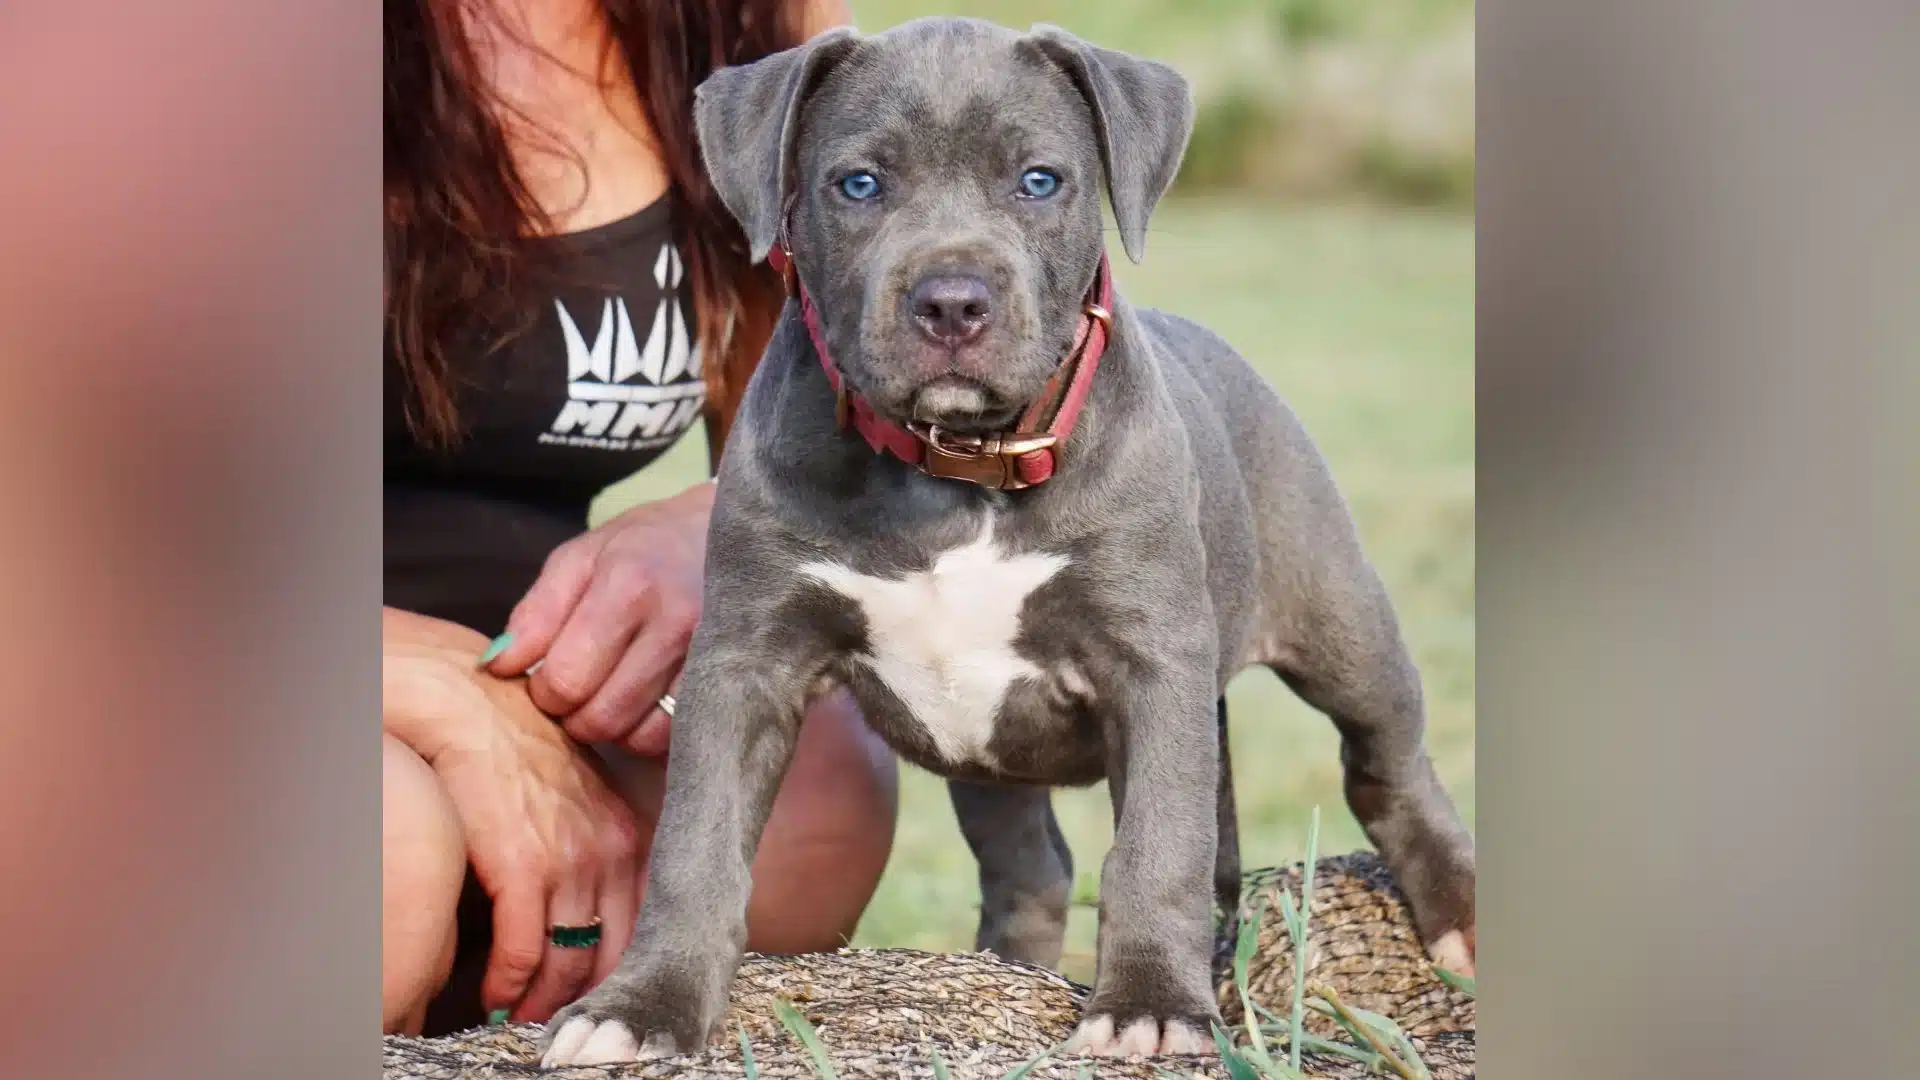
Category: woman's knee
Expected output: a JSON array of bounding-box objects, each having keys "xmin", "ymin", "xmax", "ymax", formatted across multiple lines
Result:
[
  {"xmin": 790, "ymin": 692, "xmax": 898, "ymax": 847},
  {"xmin": 383, "ymin": 734, "xmax": 466, "ymax": 1034}
]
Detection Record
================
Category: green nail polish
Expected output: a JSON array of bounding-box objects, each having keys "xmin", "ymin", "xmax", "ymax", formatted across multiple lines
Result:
[
  {"xmin": 487, "ymin": 1008, "xmax": 510, "ymax": 1026},
  {"xmin": 478, "ymin": 631, "xmax": 514, "ymax": 666}
]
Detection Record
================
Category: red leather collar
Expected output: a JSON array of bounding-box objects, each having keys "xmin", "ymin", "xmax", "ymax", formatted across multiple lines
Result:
[{"xmin": 766, "ymin": 244, "xmax": 1114, "ymax": 490}]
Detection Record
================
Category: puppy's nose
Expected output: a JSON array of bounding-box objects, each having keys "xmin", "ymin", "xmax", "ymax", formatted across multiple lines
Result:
[{"xmin": 908, "ymin": 274, "xmax": 993, "ymax": 346}]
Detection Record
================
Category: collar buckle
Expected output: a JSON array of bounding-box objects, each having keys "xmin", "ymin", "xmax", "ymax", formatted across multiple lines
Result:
[{"xmin": 914, "ymin": 425, "xmax": 1059, "ymax": 490}]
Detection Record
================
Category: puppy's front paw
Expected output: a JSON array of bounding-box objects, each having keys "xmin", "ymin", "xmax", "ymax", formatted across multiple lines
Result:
[
  {"xmin": 538, "ymin": 961, "xmax": 729, "ymax": 1067},
  {"xmin": 1065, "ymin": 1012, "xmax": 1213, "ymax": 1058},
  {"xmin": 542, "ymin": 1015, "xmax": 673, "ymax": 1066},
  {"xmin": 1428, "ymin": 926, "xmax": 1476, "ymax": 979},
  {"xmin": 1071, "ymin": 928, "xmax": 1220, "ymax": 1058}
]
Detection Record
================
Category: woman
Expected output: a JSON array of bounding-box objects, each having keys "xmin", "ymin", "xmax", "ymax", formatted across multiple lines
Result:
[{"xmin": 382, "ymin": 0, "xmax": 893, "ymax": 1036}]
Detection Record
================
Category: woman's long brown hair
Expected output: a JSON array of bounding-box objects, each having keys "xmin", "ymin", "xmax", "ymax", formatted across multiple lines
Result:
[{"xmin": 384, "ymin": 0, "xmax": 798, "ymax": 467}]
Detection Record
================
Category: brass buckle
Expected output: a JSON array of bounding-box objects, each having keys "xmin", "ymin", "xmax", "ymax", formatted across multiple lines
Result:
[
  {"xmin": 914, "ymin": 424, "xmax": 1059, "ymax": 490},
  {"xmin": 1083, "ymin": 301, "xmax": 1112, "ymax": 329}
]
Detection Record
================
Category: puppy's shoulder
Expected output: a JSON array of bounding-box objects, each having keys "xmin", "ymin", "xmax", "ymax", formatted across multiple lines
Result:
[
  {"xmin": 1129, "ymin": 305, "xmax": 1285, "ymax": 415},
  {"xmin": 1130, "ymin": 306, "xmax": 1243, "ymax": 368}
]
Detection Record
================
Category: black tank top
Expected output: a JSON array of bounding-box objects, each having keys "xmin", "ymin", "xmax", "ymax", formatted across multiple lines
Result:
[{"xmin": 385, "ymin": 197, "xmax": 706, "ymax": 634}]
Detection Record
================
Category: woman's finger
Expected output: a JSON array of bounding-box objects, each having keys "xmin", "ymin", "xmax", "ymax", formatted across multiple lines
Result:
[
  {"xmin": 565, "ymin": 611, "xmax": 690, "ymax": 745},
  {"xmin": 618, "ymin": 666, "xmax": 682, "ymax": 757},
  {"xmin": 480, "ymin": 882, "xmax": 550, "ymax": 1014},
  {"xmin": 492, "ymin": 538, "xmax": 600, "ymax": 676},
  {"xmin": 527, "ymin": 560, "xmax": 658, "ymax": 717},
  {"xmin": 510, "ymin": 877, "xmax": 601, "ymax": 1023}
]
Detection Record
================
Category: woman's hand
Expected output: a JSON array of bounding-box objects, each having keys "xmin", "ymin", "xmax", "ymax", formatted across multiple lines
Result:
[
  {"xmin": 407, "ymin": 672, "xmax": 641, "ymax": 1014},
  {"xmin": 384, "ymin": 610, "xmax": 643, "ymax": 1022},
  {"xmin": 434, "ymin": 675, "xmax": 643, "ymax": 1022},
  {"xmin": 487, "ymin": 481, "xmax": 714, "ymax": 755}
]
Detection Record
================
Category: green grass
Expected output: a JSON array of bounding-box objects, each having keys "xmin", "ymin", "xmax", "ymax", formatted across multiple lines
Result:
[
  {"xmin": 847, "ymin": 0, "xmax": 1474, "ymax": 55},
  {"xmin": 594, "ymin": 199, "xmax": 1474, "ymax": 978}
]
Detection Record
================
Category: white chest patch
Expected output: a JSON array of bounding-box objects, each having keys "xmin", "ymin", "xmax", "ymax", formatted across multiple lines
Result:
[{"xmin": 799, "ymin": 524, "xmax": 1069, "ymax": 767}]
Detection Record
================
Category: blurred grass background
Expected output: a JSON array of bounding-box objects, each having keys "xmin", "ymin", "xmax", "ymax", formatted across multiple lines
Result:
[{"xmin": 596, "ymin": 0, "xmax": 1473, "ymax": 981}]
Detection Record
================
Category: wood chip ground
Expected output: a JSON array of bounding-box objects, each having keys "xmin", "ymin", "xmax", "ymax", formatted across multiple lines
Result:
[{"xmin": 385, "ymin": 851, "xmax": 1475, "ymax": 1079}]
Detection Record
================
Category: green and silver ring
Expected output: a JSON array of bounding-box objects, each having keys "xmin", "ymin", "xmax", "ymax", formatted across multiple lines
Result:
[{"xmin": 549, "ymin": 918, "xmax": 602, "ymax": 949}]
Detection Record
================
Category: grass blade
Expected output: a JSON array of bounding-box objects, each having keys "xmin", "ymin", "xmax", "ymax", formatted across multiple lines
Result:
[
  {"xmin": 1295, "ymin": 1031, "xmax": 1387, "ymax": 1067},
  {"xmin": 1233, "ymin": 893, "xmax": 1275, "ymax": 1067},
  {"xmin": 1239, "ymin": 1029, "xmax": 1307, "ymax": 1080},
  {"xmin": 1431, "ymin": 964, "xmax": 1476, "ymax": 999},
  {"xmin": 1238, "ymin": 1033, "xmax": 1284, "ymax": 1078},
  {"xmin": 1335, "ymin": 1001, "xmax": 1402, "ymax": 1042},
  {"xmin": 738, "ymin": 1025, "xmax": 760, "ymax": 1080},
  {"xmin": 999, "ymin": 1041, "xmax": 1061, "ymax": 1080},
  {"xmin": 1300, "ymin": 807, "xmax": 1319, "ymax": 972},
  {"xmin": 1275, "ymin": 888, "xmax": 1303, "ymax": 948},
  {"xmin": 1289, "ymin": 806, "xmax": 1320, "ymax": 1072},
  {"xmin": 772, "ymin": 997, "xmax": 840, "ymax": 1080},
  {"xmin": 1301, "ymin": 806, "xmax": 1319, "ymax": 927},
  {"xmin": 1233, "ymin": 893, "xmax": 1267, "ymax": 996},
  {"xmin": 1254, "ymin": 1025, "xmax": 1374, "ymax": 1074},
  {"xmin": 929, "ymin": 1045, "xmax": 953, "ymax": 1080},
  {"xmin": 1306, "ymin": 997, "xmax": 1389, "ymax": 1047},
  {"xmin": 1306, "ymin": 984, "xmax": 1425, "ymax": 1080},
  {"xmin": 1323, "ymin": 998, "xmax": 1427, "ymax": 1076},
  {"xmin": 1209, "ymin": 1023, "xmax": 1264, "ymax": 1080},
  {"xmin": 1239, "ymin": 984, "xmax": 1273, "ymax": 1066},
  {"xmin": 1250, "ymin": 999, "xmax": 1288, "ymax": 1027}
]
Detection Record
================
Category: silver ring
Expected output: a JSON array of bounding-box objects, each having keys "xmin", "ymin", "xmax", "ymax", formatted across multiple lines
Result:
[{"xmin": 656, "ymin": 694, "xmax": 676, "ymax": 718}]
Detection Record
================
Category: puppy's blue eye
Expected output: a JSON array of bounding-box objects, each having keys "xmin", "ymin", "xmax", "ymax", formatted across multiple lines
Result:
[
  {"xmin": 840, "ymin": 172, "xmax": 880, "ymax": 200},
  {"xmin": 1018, "ymin": 168, "xmax": 1061, "ymax": 198}
]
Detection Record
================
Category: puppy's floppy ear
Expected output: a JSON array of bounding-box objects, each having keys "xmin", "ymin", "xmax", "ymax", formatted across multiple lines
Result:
[
  {"xmin": 694, "ymin": 27, "xmax": 860, "ymax": 263},
  {"xmin": 1025, "ymin": 25, "xmax": 1194, "ymax": 264}
]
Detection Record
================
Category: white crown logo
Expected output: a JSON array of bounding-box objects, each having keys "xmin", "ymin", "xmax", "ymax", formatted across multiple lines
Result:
[
  {"xmin": 555, "ymin": 243, "xmax": 702, "ymax": 399},
  {"xmin": 547, "ymin": 242, "xmax": 706, "ymax": 443}
]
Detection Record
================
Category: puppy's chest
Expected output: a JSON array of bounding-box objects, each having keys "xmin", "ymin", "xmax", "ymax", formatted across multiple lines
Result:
[{"xmin": 799, "ymin": 527, "xmax": 1088, "ymax": 769}]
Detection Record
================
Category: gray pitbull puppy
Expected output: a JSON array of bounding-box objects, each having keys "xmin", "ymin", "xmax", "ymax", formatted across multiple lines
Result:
[{"xmin": 543, "ymin": 17, "xmax": 1475, "ymax": 1065}]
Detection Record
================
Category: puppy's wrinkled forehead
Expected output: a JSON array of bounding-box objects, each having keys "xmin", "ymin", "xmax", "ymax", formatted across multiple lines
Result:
[{"xmin": 797, "ymin": 23, "xmax": 1098, "ymax": 179}]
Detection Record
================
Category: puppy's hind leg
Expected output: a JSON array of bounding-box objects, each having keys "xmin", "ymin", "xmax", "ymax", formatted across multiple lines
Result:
[
  {"xmin": 1213, "ymin": 695, "xmax": 1242, "ymax": 975},
  {"xmin": 1269, "ymin": 576, "xmax": 1476, "ymax": 976},
  {"xmin": 949, "ymin": 780, "xmax": 1073, "ymax": 969}
]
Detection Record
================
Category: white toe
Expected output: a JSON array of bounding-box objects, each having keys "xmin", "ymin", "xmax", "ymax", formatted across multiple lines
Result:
[
  {"xmin": 1065, "ymin": 1013, "xmax": 1115, "ymax": 1055},
  {"xmin": 1160, "ymin": 1018, "xmax": 1210, "ymax": 1055},
  {"xmin": 1429, "ymin": 929, "xmax": 1474, "ymax": 978},
  {"xmin": 1115, "ymin": 1017, "xmax": 1160, "ymax": 1057},
  {"xmin": 541, "ymin": 1016, "xmax": 596, "ymax": 1067},
  {"xmin": 573, "ymin": 1020, "xmax": 643, "ymax": 1065}
]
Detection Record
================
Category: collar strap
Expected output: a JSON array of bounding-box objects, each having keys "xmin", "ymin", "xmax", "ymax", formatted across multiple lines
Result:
[{"xmin": 767, "ymin": 244, "xmax": 1114, "ymax": 490}]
